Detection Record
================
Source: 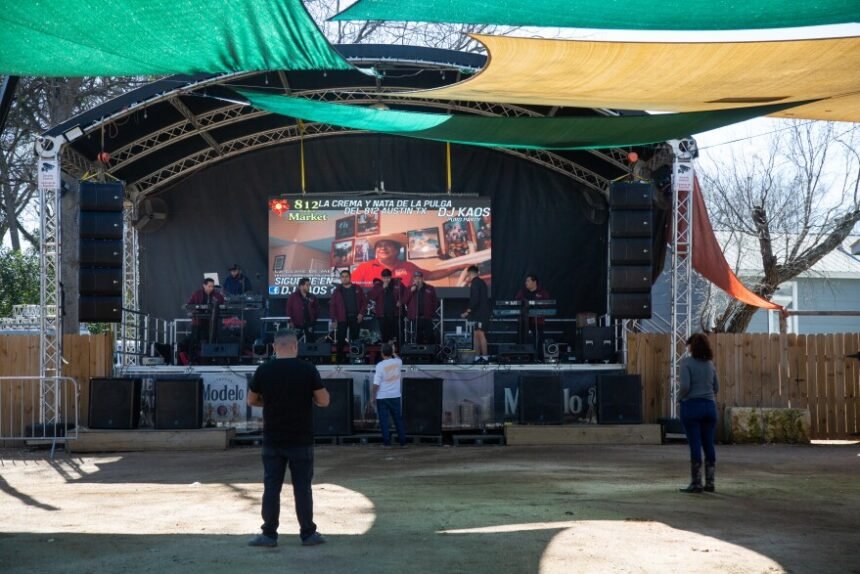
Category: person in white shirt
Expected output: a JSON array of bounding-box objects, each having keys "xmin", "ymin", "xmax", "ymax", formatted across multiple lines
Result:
[{"xmin": 372, "ymin": 344, "xmax": 407, "ymax": 448}]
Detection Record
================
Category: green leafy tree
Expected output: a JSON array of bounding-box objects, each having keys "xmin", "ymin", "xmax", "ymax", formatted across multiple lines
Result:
[{"xmin": 0, "ymin": 245, "xmax": 39, "ymax": 317}]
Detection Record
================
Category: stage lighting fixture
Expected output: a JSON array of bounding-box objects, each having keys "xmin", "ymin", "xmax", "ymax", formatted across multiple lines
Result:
[
  {"xmin": 543, "ymin": 340, "xmax": 560, "ymax": 364},
  {"xmin": 440, "ymin": 340, "xmax": 458, "ymax": 364},
  {"xmin": 349, "ymin": 342, "xmax": 365, "ymax": 364}
]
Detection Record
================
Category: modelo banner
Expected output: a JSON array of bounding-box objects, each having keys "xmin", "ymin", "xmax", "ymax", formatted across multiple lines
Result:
[
  {"xmin": 268, "ymin": 195, "xmax": 492, "ymax": 297},
  {"xmin": 200, "ymin": 371, "xmax": 262, "ymax": 430}
]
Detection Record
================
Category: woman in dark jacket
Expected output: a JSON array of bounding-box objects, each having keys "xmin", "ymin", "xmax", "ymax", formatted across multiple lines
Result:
[{"xmin": 679, "ymin": 333, "xmax": 719, "ymax": 493}]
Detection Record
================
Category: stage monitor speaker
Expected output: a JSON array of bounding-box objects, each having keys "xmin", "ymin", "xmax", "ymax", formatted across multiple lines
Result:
[
  {"xmin": 519, "ymin": 375, "xmax": 563, "ymax": 424},
  {"xmin": 609, "ymin": 182, "xmax": 653, "ymax": 209},
  {"xmin": 79, "ymin": 296, "xmax": 122, "ymax": 323},
  {"xmin": 80, "ymin": 211, "xmax": 123, "ymax": 240},
  {"xmin": 79, "ymin": 267, "xmax": 122, "ymax": 296},
  {"xmin": 402, "ymin": 377, "xmax": 443, "ymax": 435},
  {"xmin": 401, "ymin": 344, "xmax": 438, "ymax": 364},
  {"xmin": 610, "ymin": 293, "xmax": 652, "ymax": 319},
  {"xmin": 610, "ymin": 210, "xmax": 653, "ymax": 238},
  {"xmin": 610, "ymin": 238, "xmax": 652, "ymax": 266},
  {"xmin": 609, "ymin": 266, "xmax": 652, "ymax": 293},
  {"xmin": 314, "ymin": 378, "xmax": 353, "ymax": 436},
  {"xmin": 79, "ymin": 239, "xmax": 123, "ymax": 267},
  {"xmin": 88, "ymin": 377, "xmax": 141, "ymax": 429},
  {"xmin": 496, "ymin": 343, "xmax": 536, "ymax": 363},
  {"xmin": 597, "ymin": 374, "xmax": 643, "ymax": 424},
  {"xmin": 79, "ymin": 181, "xmax": 124, "ymax": 211},
  {"xmin": 154, "ymin": 377, "xmax": 203, "ymax": 429},
  {"xmin": 576, "ymin": 326, "xmax": 616, "ymax": 363},
  {"xmin": 299, "ymin": 341, "xmax": 333, "ymax": 357}
]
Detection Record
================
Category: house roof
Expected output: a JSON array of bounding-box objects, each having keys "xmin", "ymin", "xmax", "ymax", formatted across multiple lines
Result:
[{"xmin": 714, "ymin": 231, "xmax": 860, "ymax": 280}]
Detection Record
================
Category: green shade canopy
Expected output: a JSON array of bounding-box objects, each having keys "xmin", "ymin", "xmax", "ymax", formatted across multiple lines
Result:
[
  {"xmin": 0, "ymin": 0, "xmax": 352, "ymax": 76},
  {"xmin": 334, "ymin": 0, "xmax": 860, "ymax": 30},
  {"xmin": 236, "ymin": 89, "xmax": 800, "ymax": 151}
]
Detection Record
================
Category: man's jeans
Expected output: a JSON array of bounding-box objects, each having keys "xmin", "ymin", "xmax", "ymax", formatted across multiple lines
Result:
[
  {"xmin": 261, "ymin": 445, "xmax": 317, "ymax": 540},
  {"xmin": 377, "ymin": 397, "xmax": 407, "ymax": 446}
]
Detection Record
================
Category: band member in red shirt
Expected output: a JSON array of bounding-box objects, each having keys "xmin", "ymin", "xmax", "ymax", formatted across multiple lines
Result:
[
  {"xmin": 404, "ymin": 271, "xmax": 438, "ymax": 344},
  {"xmin": 369, "ymin": 268, "xmax": 405, "ymax": 346},
  {"xmin": 286, "ymin": 277, "xmax": 319, "ymax": 342},
  {"xmin": 514, "ymin": 273, "xmax": 552, "ymax": 344},
  {"xmin": 329, "ymin": 269, "xmax": 367, "ymax": 363}
]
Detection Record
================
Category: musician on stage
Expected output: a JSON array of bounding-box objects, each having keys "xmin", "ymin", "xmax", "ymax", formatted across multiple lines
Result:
[
  {"xmin": 223, "ymin": 264, "xmax": 252, "ymax": 295},
  {"xmin": 404, "ymin": 271, "xmax": 438, "ymax": 344},
  {"xmin": 515, "ymin": 274, "xmax": 552, "ymax": 345},
  {"xmin": 369, "ymin": 269, "xmax": 405, "ymax": 346},
  {"xmin": 329, "ymin": 269, "xmax": 367, "ymax": 364},
  {"xmin": 461, "ymin": 265, "xmax": 490, "ymax": 363},
  {"xmin": 286, "ymin": 277, "xmax": 319, "ymax": 342},
  {"xmin": 185, "ymin": 278, "xmax": 225, "ymax": 362}
]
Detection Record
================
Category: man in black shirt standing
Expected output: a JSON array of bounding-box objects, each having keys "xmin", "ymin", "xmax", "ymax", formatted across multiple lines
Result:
[
  {"xmin": 247, "ymin": 330, "xmax": 330, "ymax": 547},
  {"xmin": 461, "ymin": 265, "xmax": 490, "ymax": 363}
]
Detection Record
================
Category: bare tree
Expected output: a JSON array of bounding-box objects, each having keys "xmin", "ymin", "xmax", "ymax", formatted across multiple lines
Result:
[
  {"xmin": 304, "ymin": 0, "xmax": 518, "ymax": 53},
  {"xmin": 1, "ymin": 76, "xmax": 147, "ymax": 251},
  {"xmin": 699, "ymin": 120, "xmax": 860, "ymax": 332}
]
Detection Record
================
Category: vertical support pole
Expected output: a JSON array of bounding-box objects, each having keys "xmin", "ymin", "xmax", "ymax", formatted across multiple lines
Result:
[
  {"xmin": 35, "ymin": 135, "xmax": 64, "ymax": 427},
  {"xmin": 669, "ymin": 139, "xmax": 696, "ymax": 419},
  {"xmin": 122, "ymin": 196, "xmax": 140, "ymax": 366}
]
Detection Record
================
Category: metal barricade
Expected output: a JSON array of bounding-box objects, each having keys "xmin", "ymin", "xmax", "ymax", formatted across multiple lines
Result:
[{"xmin": 0, "ymin": 376, "xmax": 79, "ymax": 448}]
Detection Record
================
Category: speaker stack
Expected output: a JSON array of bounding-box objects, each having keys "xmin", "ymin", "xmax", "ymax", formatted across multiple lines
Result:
[
  {"xmin": 608, "ymin": 182, "xmax": 653, "ymax": 319},
  {"xmin": 78, "ymin": 181, "xmax": 125, "ymax": 323},
  {"xmin": 597, "ymin": 374, "xmax": 643, "ymax": 424},
  {"xmin": 519, "ymin": 375, "xmax": 563, "ymax": 424},
  {"xmin": 154, "ymin": 376, "xmax": 204, "ymax": 429},
  {"xmin": 88, "ymin": 377, "xmax": 142, "ymax": 429},
  {"xmin": 314, "ymin": 378, "xmax": 353, "ymax": 436}
]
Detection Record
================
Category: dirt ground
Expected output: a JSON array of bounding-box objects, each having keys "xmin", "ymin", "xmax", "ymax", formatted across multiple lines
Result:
[{"xmin": 0, "ymin": 443, "xmax": 857, "ymax": 574}]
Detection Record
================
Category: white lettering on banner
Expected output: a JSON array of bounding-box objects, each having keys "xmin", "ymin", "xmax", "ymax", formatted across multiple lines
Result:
[
  {"xmin": 504, "ymin": 387, "xmax": 519, "ymax": 416},
  {"xmin": 200, "ymin": 372, "xmax": 262, "ymax": 429},
  {"xmin": 674, "ymin": 158, "xmax": 694, "ymax": 193},
  {"xmin": 563, "ymin": 388, "xmax": 583, "ymax": 415}
]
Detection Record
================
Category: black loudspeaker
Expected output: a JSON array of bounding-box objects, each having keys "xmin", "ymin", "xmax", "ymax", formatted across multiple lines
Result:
[
  {"xmin": 80, "ymin": 211, "xmax": 123, "ymax": 239},
  {"xmin": 79, "ymin": 267, "xmax": 122, "ymax": 296},
  {"xmin": 597, "ymin": 374, "xmax": 643, "ymax": 424},
  {"xmin": 609, "ymin": 266, "xmax": 652, "ymax": 292},
  {"xmin": 79, "ymin": 181, "xmax": 124, "ymax": 211},
  {"xmin": 609, "ymin": 182, "xmax": 653, "ymax": 209},
  {"xmin": 79, "ymin": 296, "xmax": 122, "ymax": 323},
  {"xmin": 88, "ymin": 377, "xmax": 141, "ymax": 429},
  {"xmin": 401, "ymin": 344, "xmax": 438, "ymax": 365},
  {"xmin": 610, "ymin": 238, "xmax": 652, "ymax": 265},
  {"xmin": 314, "ymin": 378, "xmax": 353, "ymax": 436},
  {"xmin": 496, "ymin": 343, "xmax": 536, "ymax": 363},
  {"xmin": 576, "ymin": 326, "xmax": 616, "ymax": 363},
  {"xmin": 609, "ymin": 293, "xmax": 652, "ymax": 319},
  {"xmin": 402, "ymin": 377, "xmax": 443, "ymax": 435},
  {"xmin": 609, "ymin": 210, "xmax": 653, "ymax": 238},
  {"xmin": 79, "ymin": 239, "xmax": 123, "ymax": 267},
  {"xmin": 519, "ymin": 375, "xmax": 563, "ymax": 424},
  {"xmin": 154, "ymin": 377, "xmax": 203, "ymax": 429}
]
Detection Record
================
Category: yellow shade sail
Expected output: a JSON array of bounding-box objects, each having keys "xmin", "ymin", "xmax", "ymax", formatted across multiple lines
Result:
[{"xmin": 403, "ymin": 35, "xmax": 860, "ymax": 122}]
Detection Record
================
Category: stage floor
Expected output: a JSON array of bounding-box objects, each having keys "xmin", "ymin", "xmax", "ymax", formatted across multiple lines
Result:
[{"xmin": 122, "ymin": 362, "xmax": 625, "ymax": 375}]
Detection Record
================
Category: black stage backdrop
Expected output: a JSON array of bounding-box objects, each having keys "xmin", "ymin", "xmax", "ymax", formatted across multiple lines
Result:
[{"xmin": 140, "ymin": 135, "xmax": 609, "ymax": 321}]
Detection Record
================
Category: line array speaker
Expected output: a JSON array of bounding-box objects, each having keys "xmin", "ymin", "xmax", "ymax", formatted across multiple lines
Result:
[
  {"xmin": 78, "ymin": 181, "xmax": 125, "ymax": 323},
  {"xmin": 609, "ymin": 182, "xmax": 653, "ymax": 319}
]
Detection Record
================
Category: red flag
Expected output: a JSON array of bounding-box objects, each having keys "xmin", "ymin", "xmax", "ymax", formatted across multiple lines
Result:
[{"xmin": 691, "ymin": 177, "xmax": 782, "ymax": 311}]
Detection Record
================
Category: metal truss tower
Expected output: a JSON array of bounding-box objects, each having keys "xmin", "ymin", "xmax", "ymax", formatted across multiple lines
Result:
[
  {"xmin": 121, "ymin": 197, "xmax": 140, "ymax": 366},
  {"xmin": 668, "ymin": 139, "xmax": 697, "ymax": 419},
  {"xmin": 35, "ymin": 135, "xmax": 65, "ymax": 427}
]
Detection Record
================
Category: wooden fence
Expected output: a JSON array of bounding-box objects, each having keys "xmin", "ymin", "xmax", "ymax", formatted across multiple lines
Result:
[
  {"xmin": 628, "ymin": 332, "xmax": 860, "ymax": 440},
  {"xmin": 0, "ymin": 333, "xmax": 114, "ymax": 432}
]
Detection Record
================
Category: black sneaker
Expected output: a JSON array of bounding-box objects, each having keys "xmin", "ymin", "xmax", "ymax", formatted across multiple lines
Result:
[
  {"xmin": 302, "ymin": 532, "xmax": 326, "ymax": 546},
  {"xmin": 248, "ymin": 534, "xmax": 277, "ymax": 547}
]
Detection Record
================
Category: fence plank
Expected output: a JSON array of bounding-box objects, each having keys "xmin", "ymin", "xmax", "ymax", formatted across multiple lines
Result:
[
  {"xmin": 832, "ymin": 334, "xmax": 847, "ymax": 437},
  {"xmin": 846, "ymin": 333, "xmax": 859, "ymax": 437}
]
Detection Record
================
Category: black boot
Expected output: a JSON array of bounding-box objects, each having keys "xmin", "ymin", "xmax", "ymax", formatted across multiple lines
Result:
[
  {"xmin": 704, "ymin": 461, "xmax": 715, "ymax": 492},
  {"xmin": 679, "ymin": 461, "xmax": 703, "ymax": 493}
]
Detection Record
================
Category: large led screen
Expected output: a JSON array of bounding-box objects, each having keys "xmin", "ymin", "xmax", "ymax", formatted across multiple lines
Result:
[{"xmin": 268, "ymin": 196, "xmax": 491, "ymax": 296}]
